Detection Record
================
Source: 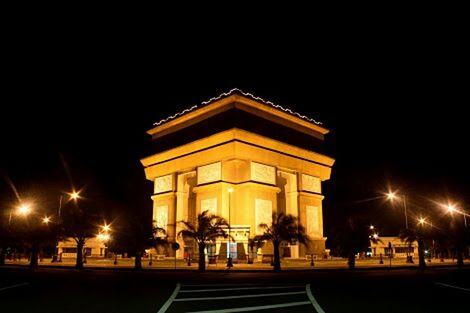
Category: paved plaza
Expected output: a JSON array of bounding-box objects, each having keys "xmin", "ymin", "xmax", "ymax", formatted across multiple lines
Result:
[{"xmin": 1, "ymin": 266, "xmax": 469, "ymax": 312}]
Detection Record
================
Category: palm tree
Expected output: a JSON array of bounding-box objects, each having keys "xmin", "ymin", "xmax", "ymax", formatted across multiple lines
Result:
[
  {"xmin": 178, "ymin": 210, "xmax": 230, "ymax": 272},
  {"xmin": 256, "ymin": 212, "xmax": 310, "ymax": 272},
  {"xmin": 400, "ymin": 227, "xmax": 426, "ymax": 269},
  {"xmin": 247, "ymin": 237, "xmax": 265, "ymax": 264},
  {"xmin": 142, "ymin": 225, "xmax": 168, "ymax": 269}
]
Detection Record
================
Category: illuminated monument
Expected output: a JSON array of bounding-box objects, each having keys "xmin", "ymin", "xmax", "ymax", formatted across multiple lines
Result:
[{"xmin": 141, "ymin": 89, "xmax": 335, "ymax": 260}]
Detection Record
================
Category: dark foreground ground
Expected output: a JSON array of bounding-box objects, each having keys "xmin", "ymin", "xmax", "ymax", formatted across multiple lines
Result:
[{"xmin": 1, "ymin": 266, "xmax": 469, "ymax": 313}]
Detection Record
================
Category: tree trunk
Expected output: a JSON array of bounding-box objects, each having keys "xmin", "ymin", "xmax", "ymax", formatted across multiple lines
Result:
[
  {"xmin": 348, "ymin": 251, "xmax": 356, "ymax": 270},
  {"xmin": 417, "ymin": 238, "xmax": 426, "ymax": 269},
  {"xmin": 76, "ymin": 239, "xmax": 85, "ymax": 269},
  {"xmin": 273, "ymin": 241, "xmax": 281, "ymax": 272},
  {"xmin": 198, "ymin": 242, "xmax": 206, "ymax": 272},
  {"xmin": 30, "ymin": 242, "xmax": 39, "ymax": 268},
  {"xmin": 407, "ymin": 242, "xmax": 413, "ymax": 263},
  {"xmin": 134, "ymin": 251, "xmax": 142, "ymax": 270},
  {"xmin": 0, "ymin": 247, "xmax": 6, "ymax": 266},
  {"xmin": 456, "ymin": 245, "xmax": 464, "ymax": 267}
]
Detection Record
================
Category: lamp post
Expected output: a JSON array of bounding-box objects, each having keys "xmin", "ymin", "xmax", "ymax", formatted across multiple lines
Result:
[
  {"xmin": 53, "ymin": 191, "xmax": 81, "ymax": 262},
  {"xmin": 418, "ymin": 217, "xmax": 432, "ymax": 262},
  {"xmin": 445, "ymin": 203, "xmax": 467, "ymax": 267},
  {"xmin": 12, "ymin": 203, "xmax": 32, "ymax": 265},
  {"xmin": 226, "ymin": 187, "xmax": 234, "ymax": 268},
  {"xmin": 447, "ymin": 204, "xmax": 468, "ymax": 228},
  {"xmin": 387, "ymin": 192, "xmax": 412, "ymax": 262},
  {"xmin": 52, "ymin": 195, "xmax": 63, "ymax": 263},
  {"xmin": 387, "ymin": 192, "xmax": 408, "ymax": 229},
  {"xmin": 98, "ymin": 222, "xmax": 111, "ymax": 262},
  {"xmin": 403, "ymin": 195, "xmax": 409, "ymax": 229},
  {"xmin": 416, "ymin": 217, "xmax": 428, "ymax": 268}
]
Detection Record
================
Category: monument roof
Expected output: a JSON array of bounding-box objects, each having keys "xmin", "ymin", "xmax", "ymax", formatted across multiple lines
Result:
[{"xmin": 147, "ymin": 89, "xmax": 329, "ymax": 139}]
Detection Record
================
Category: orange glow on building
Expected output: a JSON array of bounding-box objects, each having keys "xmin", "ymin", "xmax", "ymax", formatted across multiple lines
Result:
[{"xmin": 141, "ymin": 90, "xmax": 335, "ymax": 260}]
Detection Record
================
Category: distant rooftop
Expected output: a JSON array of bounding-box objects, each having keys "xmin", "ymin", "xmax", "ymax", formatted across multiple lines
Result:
[{"xmin": 152, "ymin": 88, "xmax": 323, "ymax": 127}]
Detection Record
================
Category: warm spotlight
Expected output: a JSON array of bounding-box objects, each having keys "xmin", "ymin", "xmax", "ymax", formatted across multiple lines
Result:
[
  {"xmin": 18, "ymin": 204, "xmax": 32, "ymax": 216},
  {"xmin": 70, "ymin": 191, "xmax": 80, "ymax": 200},
  {"xmin": 387, "ymin": 192, "xmax": 397, "ymax": 200},
  {"xmin": 447, "ymin": 204, "xmax": 456, "ymax": 213},
  {"xmin": 101, "ymin": 223, "xmax": 111, "ymax": 232}
]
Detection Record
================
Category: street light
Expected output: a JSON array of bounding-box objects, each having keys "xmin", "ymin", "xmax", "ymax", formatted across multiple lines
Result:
[
  {"xmin": 101, "ymin": 223, "xmax": 111, "ymax": 233},
  {"xmin": 444, "ymin": 203, "xmax": 467, "ymax": 228},
  {"xmin": 69, "ymin": 191, "xmax": 80, "ymax": 201},
  {"xmin": 53, "ymin": 190, "xmax": 82, "ymax": 263},
  {"xmin": 386, "ymin": 190, "xmax": 412, "ymax": 263},
  {"xmin": 42, "ymin": 216, "xmax": 51, "ymax": 225},
  {"xmin": 17, "ymin": 204, "xmax": 32, "ymax": 216},
  {"xmin": 369, "ymin": 225, "xmax": 375, "ymax": 230},
  {"xmin": 227, "ymin": 187, "xmax": 234, "ymax": 268},
  {"xmin": 418, "ymin": 217, "xmax": 426, "ymax": 226},
  {"xmin": 447, "ymin": 204, "xmax": 456, "ymax": 214},
  {"xmin": 386, "ymin": 191, "xmax": 409, "ymax": 229},
  {"xmin": 58, "ymin": 190, "xmax": 81, "ymax": 217},
  {"xmin": 97, "ymin": 224, "xmax": 111, "ymax": 263}
]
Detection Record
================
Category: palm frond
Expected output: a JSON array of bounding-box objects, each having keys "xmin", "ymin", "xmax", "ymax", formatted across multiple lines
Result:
[
  {"xmin": 259, "ymin": 212, "xmax": 310, "ymax": 246},
  {"xmin": 178, "ymin": 229, "xmax": 197, "ymax": 241},
  {"xmin": 178, "ymin": 211, "xmax": 231, "ymax": 244},
  {"xmin": 178, "ymin": 220, "xmax": 197, "ymax": 233}
]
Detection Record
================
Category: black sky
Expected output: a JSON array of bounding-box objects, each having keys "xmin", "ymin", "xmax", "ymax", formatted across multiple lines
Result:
[{"xmin": 1, "ymin": 25, "xmax": 468, "ymax": 238}]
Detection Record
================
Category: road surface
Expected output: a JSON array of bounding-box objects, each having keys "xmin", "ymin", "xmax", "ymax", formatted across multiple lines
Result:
[{"xmin": 1, "ymin": 267, "xmax": 469, "ymax": 312}]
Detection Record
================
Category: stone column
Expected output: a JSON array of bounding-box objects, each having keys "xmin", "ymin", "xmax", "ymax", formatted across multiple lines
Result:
[
  {"xmin": 298, "ymin": 192, "xmax": 325, "ymax": 258},
  {"xmin": 175, "ymin": 171, "xmax": 196, "ymax": 258},
  {"xmin": 152, "ymin": 192, "xmax": 177, "ymax": 257},
  {"xmin": 248, "ymin": 182, "xmax": 281, "ymax": 257},
  {"xmin": 278, "ymin": 170, "xmax": 299, "ymax": 258}
]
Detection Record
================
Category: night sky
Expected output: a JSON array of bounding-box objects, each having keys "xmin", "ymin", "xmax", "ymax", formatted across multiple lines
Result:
[{"xmin": 1, "ymin": 33, "xmax": 468, "ymax": 240}]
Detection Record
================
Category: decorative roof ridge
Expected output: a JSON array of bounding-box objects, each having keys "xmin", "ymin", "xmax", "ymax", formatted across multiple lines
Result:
[{"xmin": 153, "ymin": 88, "xmax": 322, "ymax": 126}]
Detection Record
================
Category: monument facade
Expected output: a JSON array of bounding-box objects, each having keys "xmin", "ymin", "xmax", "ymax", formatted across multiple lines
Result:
[{"xmin": 141, "ymin": 89, "xmax": 335, "ymax": 260}]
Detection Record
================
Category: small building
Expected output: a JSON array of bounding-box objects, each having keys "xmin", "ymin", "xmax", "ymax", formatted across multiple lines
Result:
[
  {"xmin": 370, "ymin": 236, "xmax": 418, "ymax": 258},
  {"xmin": 58, "ymin": 237, "xmax": 108, "ymax": 258}
]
